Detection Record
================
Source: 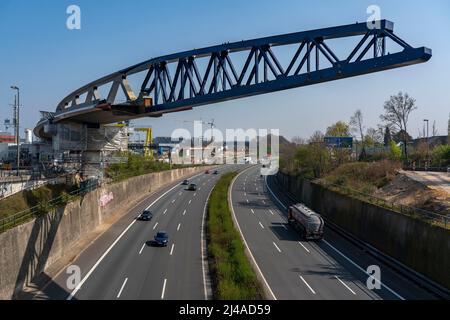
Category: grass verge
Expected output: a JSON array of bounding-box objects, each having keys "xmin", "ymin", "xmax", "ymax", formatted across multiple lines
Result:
[{"xmin": 206, "ymin": 172, "xmax": 264, "ymax": 300}]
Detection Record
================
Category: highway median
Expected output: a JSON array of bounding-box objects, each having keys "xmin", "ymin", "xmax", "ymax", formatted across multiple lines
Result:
[{"xmin": 206, "ymin": 172, "xmax": 264, "ymax": 300}]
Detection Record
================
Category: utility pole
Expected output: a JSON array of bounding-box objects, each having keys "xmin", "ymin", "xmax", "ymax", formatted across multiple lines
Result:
[{"xmin": 11, "ymin": 86, "xmax": 20, "ymax": 176}]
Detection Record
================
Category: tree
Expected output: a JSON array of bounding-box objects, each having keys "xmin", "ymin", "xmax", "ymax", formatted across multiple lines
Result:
[
  {"xmin": 365, "ymin": 127, "xmax": 383, "ymax": 147},
  {"xmin": 291, "ymin": 136, "xmax": 306, "ymax": 145},
  {"xmin": 432, "ymin": 120, "xmax": 439, "ymax": 137},
  {"xmin": 389, "ymin": 141, "xmax": 402, "ymax": 160},
  {"xmin": 350, "ymin": 110, "xmax": 366, "ymax": 159},
  {"xmin": 383, "ymin": 126, "xmax": 392, "ymax": 146},
  {"xmin": 380, "ymin": 92, "xmax": 417, "ymax": 160},
  {"xmin": 325, "ymin": 121, "xmax": 350, "ymax": 137},
  {"xmin": 309, "ymin": 130, "xmax": 325, "ymax": 144}
]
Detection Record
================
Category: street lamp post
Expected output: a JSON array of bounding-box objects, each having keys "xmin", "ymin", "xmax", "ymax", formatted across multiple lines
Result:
[{"xmin": 11, "ymin": 86, "xmax": 20, "ymax": 176}]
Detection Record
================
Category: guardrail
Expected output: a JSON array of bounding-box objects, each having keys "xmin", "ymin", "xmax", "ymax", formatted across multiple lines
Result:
[
  {"xmin": 316, "ymin": 180, "xmax": 449, "ymax": 229},
  {"xmin": 0, "ymin": 181, "xmax": 98, "ymax": 234}
]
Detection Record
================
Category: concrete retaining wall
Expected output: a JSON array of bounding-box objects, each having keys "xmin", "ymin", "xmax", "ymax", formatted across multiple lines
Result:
[
  {"xmin": 276, "ymin": 172, "xmax": 450, "ymax": 290},
  {"xmin": 0, "ymin": 166, "xmax": 211, "ymax": 300}
]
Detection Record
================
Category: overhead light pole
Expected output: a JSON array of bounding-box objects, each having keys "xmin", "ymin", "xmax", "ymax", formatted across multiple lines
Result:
[{"xmin": 11, "ymin": 86, "xmax": 20, "ymax": 176}]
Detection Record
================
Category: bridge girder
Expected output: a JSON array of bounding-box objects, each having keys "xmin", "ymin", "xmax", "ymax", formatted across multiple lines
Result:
[{"xmin": 35, "ymin": 20, "xmax": 431, "ymax": 138}]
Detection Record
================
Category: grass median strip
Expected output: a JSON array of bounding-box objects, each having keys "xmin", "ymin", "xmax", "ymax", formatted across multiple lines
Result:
[{"xmin": 206, "ymin": 172, "xmax": 264, "ymax": 300}]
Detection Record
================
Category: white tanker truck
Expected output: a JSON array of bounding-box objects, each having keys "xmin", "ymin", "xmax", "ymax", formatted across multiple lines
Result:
[{"xmin": 288, "ymin": 203, "xmax": 324, "ymax": 241}]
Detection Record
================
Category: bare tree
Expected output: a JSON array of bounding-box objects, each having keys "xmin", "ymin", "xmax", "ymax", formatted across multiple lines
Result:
[
  {"xmin": 291, "ymin": 136, "xmax": 306, "ymax": 145},
  {"xmin": 432, "ymin": 120, "xmax": 439, "ymax": 137},
  {"xmin": 380, "ymin": 92, "xmax": 417, "ymax": 160},
  {"xmin": 350, "ymin": 110, "xmax": 366, "ymax": 158},
  {"xmin": 308, "ymin": 130, "xmax": 325, "ymax": 144}
]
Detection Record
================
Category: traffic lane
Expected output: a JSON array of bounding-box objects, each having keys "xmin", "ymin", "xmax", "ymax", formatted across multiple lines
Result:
[
  {"xmin": 233, "ymin": 167, "xmax": 374, "ymax": 300},
  {"xmin": 73, "ymin": 172, "xmax": 210, "ymax": 300},
  {"xmin": 242, "ymin": 193, "xmax": 377, "ymax": 299},
  {"xmin": 232, "ymin": 183, "xmax": 315, "ymax": 299},
  {"xmin": 42, "ymin": 172, "xmax": 205, "ymax": 300},
  {"xmin": 107, "ymin": 165, "xmax": 240, "ymax": 300},
  {"xmin": 162, "ymin": 165, "xmax": 244, "ymax": 299},
  {"xmin": 243, "ymin": 168, "xmax": 379, "ymax": 300},
  {"xmin": 135, "ymin": 169, "xmax": 224, "ymax": 300},
  {"xmin": 265, "ymin": 173, "xmax": 437, "ymax": 300}
]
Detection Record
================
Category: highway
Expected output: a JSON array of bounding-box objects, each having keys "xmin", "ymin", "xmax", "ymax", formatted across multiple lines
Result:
[
  {"xmin": 230, "ymin": 165, "xmax": 437, "ymax": 300},
  {"xmin": 35, "ymin": 164, "xmax": 437, "ymax": 300},
  {"xmin": 39, "ymin": 165, "xmax": 241, "ymax": 300}
]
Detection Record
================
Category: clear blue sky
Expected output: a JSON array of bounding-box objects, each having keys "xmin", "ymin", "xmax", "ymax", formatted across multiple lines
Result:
[{"xmin": 1, "ymin": 0, "xmax": 449, "ymax": 140}]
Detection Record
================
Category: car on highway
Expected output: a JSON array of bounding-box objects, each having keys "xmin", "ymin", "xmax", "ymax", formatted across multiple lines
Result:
[
  {"xmin": 182, "ymin": 179, "xmax": 189, "ymax": 185},
  {"xmin": 187, "ymin": 183, "xmax": 197, "ymax": 191},
  {"xmin": 154, "ymin": 231, "xmax": 169, "ymax": 247},
  {"xmin": 205, "ymin": 170, "xmax": 210, "ymax": 174},
  {"xmin": 139, "ymin": 210, "xmax": 153, "ymax": 221},
  {"xmin": 213, "ymin": 170, "xmax": 219, "ymax": 175}
]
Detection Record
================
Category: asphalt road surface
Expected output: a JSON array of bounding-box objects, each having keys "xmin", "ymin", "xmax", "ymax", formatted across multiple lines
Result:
[
  {"xmin": 38, "ymin": 165, "xmax": 241, "ymax": 300},
  {"xmin": 230, "ymin": 165, "xmax": 437, "ymax": 300}
]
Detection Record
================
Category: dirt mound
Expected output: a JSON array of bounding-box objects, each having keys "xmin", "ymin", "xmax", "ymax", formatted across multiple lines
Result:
[{"xmin": 374, "ymin": 173, "xmax": 450, "ymax": 214}]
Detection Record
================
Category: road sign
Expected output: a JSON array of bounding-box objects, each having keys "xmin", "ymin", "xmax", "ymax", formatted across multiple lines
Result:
[{"xmin": 324, "ymin": 137, "xmax": 353, "ymax": 149}]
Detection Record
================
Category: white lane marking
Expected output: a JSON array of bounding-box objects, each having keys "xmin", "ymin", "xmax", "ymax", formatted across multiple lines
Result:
[
  {"xmin": 259, "ymin": 222, "xmax": 265, "ymax": 229},
  {"xmin": 182, "ymin": 209, "xmax": 186, "ymax": 216},
  {"xmin": 117, "ymin": 278, "xmax": 128, "ymax": 298},
  {"xmin": 177, "ymin": 223, "xmax": 181, "ymax": 231},
  {"xmin": 246, "ymin": 199, "xmax": 249, "ymax": 203},
  {"xmin": 262, "ymin": 200, "xmax": 266, "ymax": 205},
  {"xmin": 229, "ymin": 168, "xmax": 277, "ymax": 300},
  {"xmin": 194, "ymin": 193, "xmax": 197, "ymax": 197},
  {"xmin": 66, "ymin": 172, "xmax": 204, "ymax": 300},
  {"xmin": 171, "ymin": 199, "xmax": 176, "ymax": 204},
  {"xmin": 282, "ymin": 224, "xmax": 288, "ymax": 230},
  {"xmin": 163, "ymin": 208, "xmax": 168, "ymax": 215},
  {"xmin": 170, "ymin": 244, "xmax": 175, "ymax": 256},
  {"xmin": 161, "ymin": 279, "xmax": 167, "ymax": 299},
  {"xmin": 269, "ymin": 209, "xmax": 274, "ymax": 215},
  {"xmin": 298, "ymin": 242, "xmax": 310, "ymax": 253},
  {"xmin": 273, "ymin": 242, "xmax": 282, "ymax": 253},
  {"xmin": 250, "ymin": 209, "xmax": 255, "ymax": 214},
  {"xmin": 139, "ymin": 243, "xmax": 146, "ymax": 255},
  {"xmin": 323, "ymin": 240, "xmax": 405, "ymax": 300},
  {"xmin": 179, "ymin": 192, "xmax": 182, "ymax": 196},
  {"xmin": 335, "ymin": 276, "xmax": 356, "ymax": 295},
  {"xmin": 264, "ymin": 176, "xmax": 405, "ymax": 300},
  {"xmin": 188, "ymin": 200, "xmax": 192, "ymax": 205},
  {"xmin": 256, "ymin": 187, "xmax": 258, "ymax": 191},
  {"xmin": 201, "ymin": 188, "xmax": 214, "ymax": 300},
  {"xmin": 244, "ymin": 192, "xmax": 246, "ymax": 196},
  {"xmin": 153, "ymin": 222, "xmax": 159, "ymax": 230},
  {"xmin": 299, "ymin": 275, "xmax": 316, "ymax": 295},
  {"xmin": 198, "ymin": 187, "xmax": 202, "ymax": 191}
]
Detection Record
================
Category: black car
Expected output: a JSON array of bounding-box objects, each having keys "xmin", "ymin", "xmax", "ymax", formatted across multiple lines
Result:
[
  {"xmin": 182, "ymin": 179, "xmax": 189, "ymax": 185},
  {"xmin": 154, "ymin": 231, "xmax": 169, "ymax": 247},
  {"xmin": 139, "ymin": 210, "xmax": 153, "ymax": 221},
  {"xmin": 188, "ymin": 183, "xmax": 197, "ymax": 191},
  {"xmin": 213, "ymin": 170, "xmax": 219, "ymax": 175}
]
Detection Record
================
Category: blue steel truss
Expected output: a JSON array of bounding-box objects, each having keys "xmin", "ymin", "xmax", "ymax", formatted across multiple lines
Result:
[{"xmin": 49, "ymin": 20, "xmax": 430, "ymax": 125}]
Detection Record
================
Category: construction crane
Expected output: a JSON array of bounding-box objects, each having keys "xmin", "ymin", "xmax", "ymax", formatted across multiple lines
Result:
[
  {"xmin": 114, "ymin": 121, "xmax": 153, "ymax": 159},
  {"xmin": 182, "ymin": 118, "xmax": 215, "ymax": 142}
]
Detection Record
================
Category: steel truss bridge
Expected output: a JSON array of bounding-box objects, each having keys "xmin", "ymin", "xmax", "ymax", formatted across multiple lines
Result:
[{"xmin": 35, "ymin": 20, "xmax": 431, "ymax": 138}]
